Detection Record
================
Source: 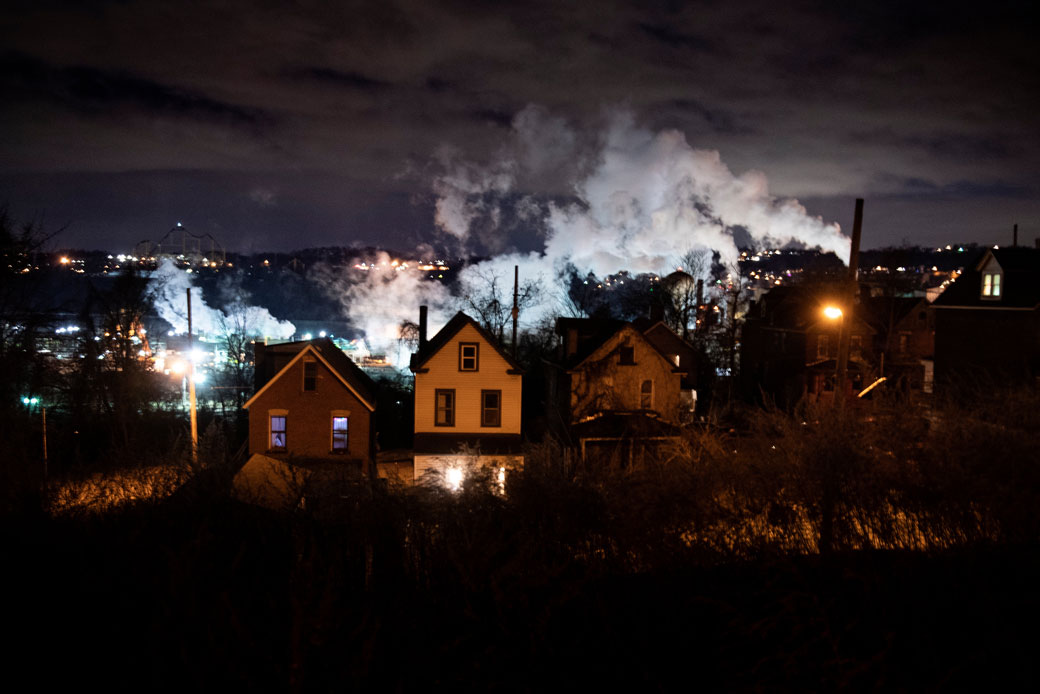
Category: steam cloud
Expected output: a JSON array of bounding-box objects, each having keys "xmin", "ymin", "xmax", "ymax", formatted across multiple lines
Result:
[
  {"xmin": 149, "ymin": 258, "xmax": 295, "ymax": 339},
  {"xmin": 332, "ymin": 106, "xmax": 849, "ymax": 363}
]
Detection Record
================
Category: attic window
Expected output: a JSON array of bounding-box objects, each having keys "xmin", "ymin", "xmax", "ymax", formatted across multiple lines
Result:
[
  {"xmin": 459, "ymin": 343, "xmax": 479, "ymax": 371},
  {"xmin": 982, "ymin": 271, "xmax": 1001, "ymax": 298},
  {"xmin": 619, "ymin": 346, "xmax": 635, "ymax": 365},
  {"xmin": 303, "ymin": 358, "xmax": 317, "ymax": 391}
]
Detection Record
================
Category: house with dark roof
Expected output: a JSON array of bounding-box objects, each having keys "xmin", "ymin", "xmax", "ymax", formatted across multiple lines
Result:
[
  {"xmin": 932, "ymin": 246, "xmax": 1040, "ymax": 390},
  {"xmin": 547, "ymin": 317, "xmax": 690, "ymax": 463},
  {"xmin": 234, "ymin": 338, "xmax": 378, "ymax": 505},
  {"xmin": 409, "ymin": 309, "xmax": 524, "ymax": 486},
  {"xmin": 861, "ymin": 295, "xmax": 934, "ymax": 392},
  {"xmin": 740, "ymin": 284, "xmax": 877, "ymax": 407}
]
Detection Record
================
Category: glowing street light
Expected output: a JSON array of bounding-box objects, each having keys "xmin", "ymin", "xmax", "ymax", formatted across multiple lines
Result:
[{"xmin": 823, "ymin": 305, "xmax": 843, "ymax": 320}]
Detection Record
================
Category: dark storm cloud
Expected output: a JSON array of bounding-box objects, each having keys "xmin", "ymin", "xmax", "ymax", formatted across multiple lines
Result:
[
  {"xmin": 0, "ymin": 0, "xmax": 1037, "ymax": 251},
  {"xmin": 292, "ymin": 66, "xmax": 391, "ymax": 92},
  {"xmin": 0, "ymin": 51, "xmax": 270, "ymax": 127}
]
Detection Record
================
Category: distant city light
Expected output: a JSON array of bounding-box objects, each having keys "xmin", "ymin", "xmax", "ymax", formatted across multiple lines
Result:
[
  {"xmin": 302, "ymin": 333, "xmax": 313, "ymax": 341},
  {"xmin": 318, "ymin": 331, "xmax": 326, "ymax": 338}
]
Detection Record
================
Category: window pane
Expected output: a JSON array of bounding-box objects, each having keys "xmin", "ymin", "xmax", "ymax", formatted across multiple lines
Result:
[
  {"xmin": 436, "ymin": 390, "xmax": 455, "ymax": 426},
  {"xmin": 332, "ymin": 416, "xmax": 348, "ymax": 450},
  {"xmin": 482, "ymin": 390, "xmax": 501, "ymax": 427},
  {"xmin": 303, "ymin": 360, "xmax": 317, "ymax": 390},
  {"xmin": 640, "ymin": 380, "xmax": 653, "ymax": 409},
  {"xmin": 270, "ymin": 416, "xmax": 286, "ymax": 449}
]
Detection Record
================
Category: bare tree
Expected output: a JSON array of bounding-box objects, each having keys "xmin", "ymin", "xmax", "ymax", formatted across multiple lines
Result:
[{"xmin": 457, "ymin": 268, "xmax": 541, "ymax": 343}]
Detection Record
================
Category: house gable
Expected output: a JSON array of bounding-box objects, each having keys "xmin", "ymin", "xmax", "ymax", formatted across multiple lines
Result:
[
  {"xmin": 413, "ymin": 315, "xmax": 523, "ymax": 435},
  {"xmin": 567, "ymin": 325, "xmax": 683, "ymax": 422},
  {"xmin": 244, "ymin": 343, "xmax": 375, "ymax": 412}
]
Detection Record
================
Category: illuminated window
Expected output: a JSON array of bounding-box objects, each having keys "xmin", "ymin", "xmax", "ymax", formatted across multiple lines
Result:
[
  {"xmin": 481, "ymin": 390, "xmax": 501, "ymax": 427},
  {"xmin": 331, "ymin": 416, "xmax": 348, "ymax": 452},
  {"xmin": 982, "ymin": 272, "xmax": 1001, "ymax": 298},
  {"xmin": 303, "ymin": 358, "xmax": 317, "ymax": 391},
  {"xmin": 459, "ymin": 343, "xmax": 479, "ymax": 371},
  {"xmin": 640, "ymin": 379, "xmax": 654, "ymax": 409},
  {"xmin": 435, "ymin": 389, "xmax": 455, "ymax": 426},
  {"xmin": 270, "ymin": 415, "xmax": 287, "ymax": 450}
]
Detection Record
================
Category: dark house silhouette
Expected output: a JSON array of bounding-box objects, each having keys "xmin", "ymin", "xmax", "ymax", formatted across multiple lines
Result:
[
  {"xmin": 741, "ymin": 285, "xmax": 877, "ymax": 408},
  {"xmin": 932, "ymin": 246, "xmax": 1040, "ymax": 390}
]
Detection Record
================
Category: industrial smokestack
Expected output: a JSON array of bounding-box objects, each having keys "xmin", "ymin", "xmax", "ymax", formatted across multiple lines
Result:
[
  {"xmin": 419, "ymin": 305, "xmax": 428, "ymax": 350},
  {"xmin": 1013, "ymin": 223, "xmax": 1018, "ymax": 247}
]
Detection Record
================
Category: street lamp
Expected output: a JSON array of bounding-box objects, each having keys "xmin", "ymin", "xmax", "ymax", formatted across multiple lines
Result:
[
  {"xmin": 822, "ymin": 305, "xmax": 846, "ymax": 399},
  {"xmin": 823, "ymin": 306, "xmax": 842, "ymax": 321}
]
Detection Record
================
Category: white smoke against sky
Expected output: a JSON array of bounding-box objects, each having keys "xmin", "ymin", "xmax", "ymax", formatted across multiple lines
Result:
[
  {"xmin": 319, "ymin": 251, "xmax": 453, "ymax": 366},
  {"xmin": 149, "ymin": 258, "xmax": 295, "ymax": 339},
  {"xmin": 329, "ymin": 105, "xmax": 849, "ymax": 364},
  {"xmin": 429, "ymin": 105, "xmax": 849, "ymax": 307}
]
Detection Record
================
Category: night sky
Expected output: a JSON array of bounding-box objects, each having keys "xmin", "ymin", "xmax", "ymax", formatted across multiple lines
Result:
[{"xmin": 2, "ymin": 0, "xmax": 1038, "ymax": 254}]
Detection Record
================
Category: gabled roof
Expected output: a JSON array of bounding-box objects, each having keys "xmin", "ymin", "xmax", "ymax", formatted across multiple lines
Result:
[
  {"xmin": 933, "ymin": 247, "xmax": 1040, "ymax": 309},
  {"xmin": 243, "ymin": 338, "xmax": 377, "ymax": 411},
  {"xmin": 861, "ymin": 296, "xmax": 928, "ymax": 332},
  {"xmin": 410, "ymin": 311, "xmax": 524, "ymax": 374},
  {"xmin": 567, "ymin": 322, "xmax": 686, "ymax": 375}
]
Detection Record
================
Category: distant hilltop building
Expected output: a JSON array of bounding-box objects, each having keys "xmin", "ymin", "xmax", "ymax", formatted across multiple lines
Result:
[{"xmin": 133, "ymin": 223, "xmax": 226, "ymax": 266}]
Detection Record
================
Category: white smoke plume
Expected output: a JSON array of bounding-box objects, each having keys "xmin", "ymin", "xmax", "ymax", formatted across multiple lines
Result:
[
  {"xmin": 317, "ymin": 251, "xmax": 453, "ymax": 367},
  {"xmin": 328, "ymin": 106, "xmax": 849, "ymax": 365},
  {"xmin": 149, "ymin": 258, "xmax": 295, "ymax": 339}
]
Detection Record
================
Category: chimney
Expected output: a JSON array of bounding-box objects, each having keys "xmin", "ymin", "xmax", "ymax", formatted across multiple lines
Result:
[
  {"xmin": 418, "ymin": 305, "xmax": 428, "ymax": 350},
  {"xmin": 1013, "ymin": 223, "xmax": 1018, "ymax": 247}
]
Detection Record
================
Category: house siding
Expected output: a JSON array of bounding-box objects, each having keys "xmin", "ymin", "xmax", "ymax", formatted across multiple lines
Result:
[
  {"xmin": 414, "ymin": 323, "xmax": 522, "ymax": 434},
  {"xmin": 248, "ymin": 356, "xmax": 373, "ymax": 463},
  {"xmin": 569, "ymin": 328, "xmax": 682, "ymax": 422}
]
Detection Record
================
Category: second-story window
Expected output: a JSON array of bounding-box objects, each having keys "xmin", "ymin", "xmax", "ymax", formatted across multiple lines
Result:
[
  {"xmin": 459, "ymin": 343, "xmax": 479, "ymax": 371},
  {"xmin": 435, "ymin": 389, "xmax": 455, "ymax": 426},
  {"xmin": 619, "ymin": 346, "xmax": 635, "ymax": 365},
  {"xmin": 303, "ymin": 358, "xmax": 317, "ymax": 391}
]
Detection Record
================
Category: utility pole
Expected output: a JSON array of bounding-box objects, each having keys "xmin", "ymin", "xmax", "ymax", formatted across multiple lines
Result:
[
  {"xmin": 187, "ymin": 288, "xmax": 198, "ymax": 464},
  {"xmin": 42, "ymin": 406, "xmax": 47, "ymax": 480},
  {"xmin": 511, "ymin": 265, "xmax": 519, "ymax": 358},
  {"xmin": 835, "ymin": 198, "xmax": 864, "ymax": 401}
]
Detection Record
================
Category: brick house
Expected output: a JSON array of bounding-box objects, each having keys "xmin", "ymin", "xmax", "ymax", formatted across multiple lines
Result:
[
  {"xmin": 236, "ymin": 338, "xmax": 378, "ymax": 503},
  {"xmin": 741, "ymin": 285, "xmax": 877, "ymax": 407},
  {"xmin": 409, "ymin": 309, "xmax": 524, "ymax": 486}
]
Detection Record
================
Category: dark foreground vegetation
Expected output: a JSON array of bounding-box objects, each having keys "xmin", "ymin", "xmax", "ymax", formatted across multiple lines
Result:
[{"xmin": 5, "ymin": 389, "xmax": 1040, "ymax": 691}]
